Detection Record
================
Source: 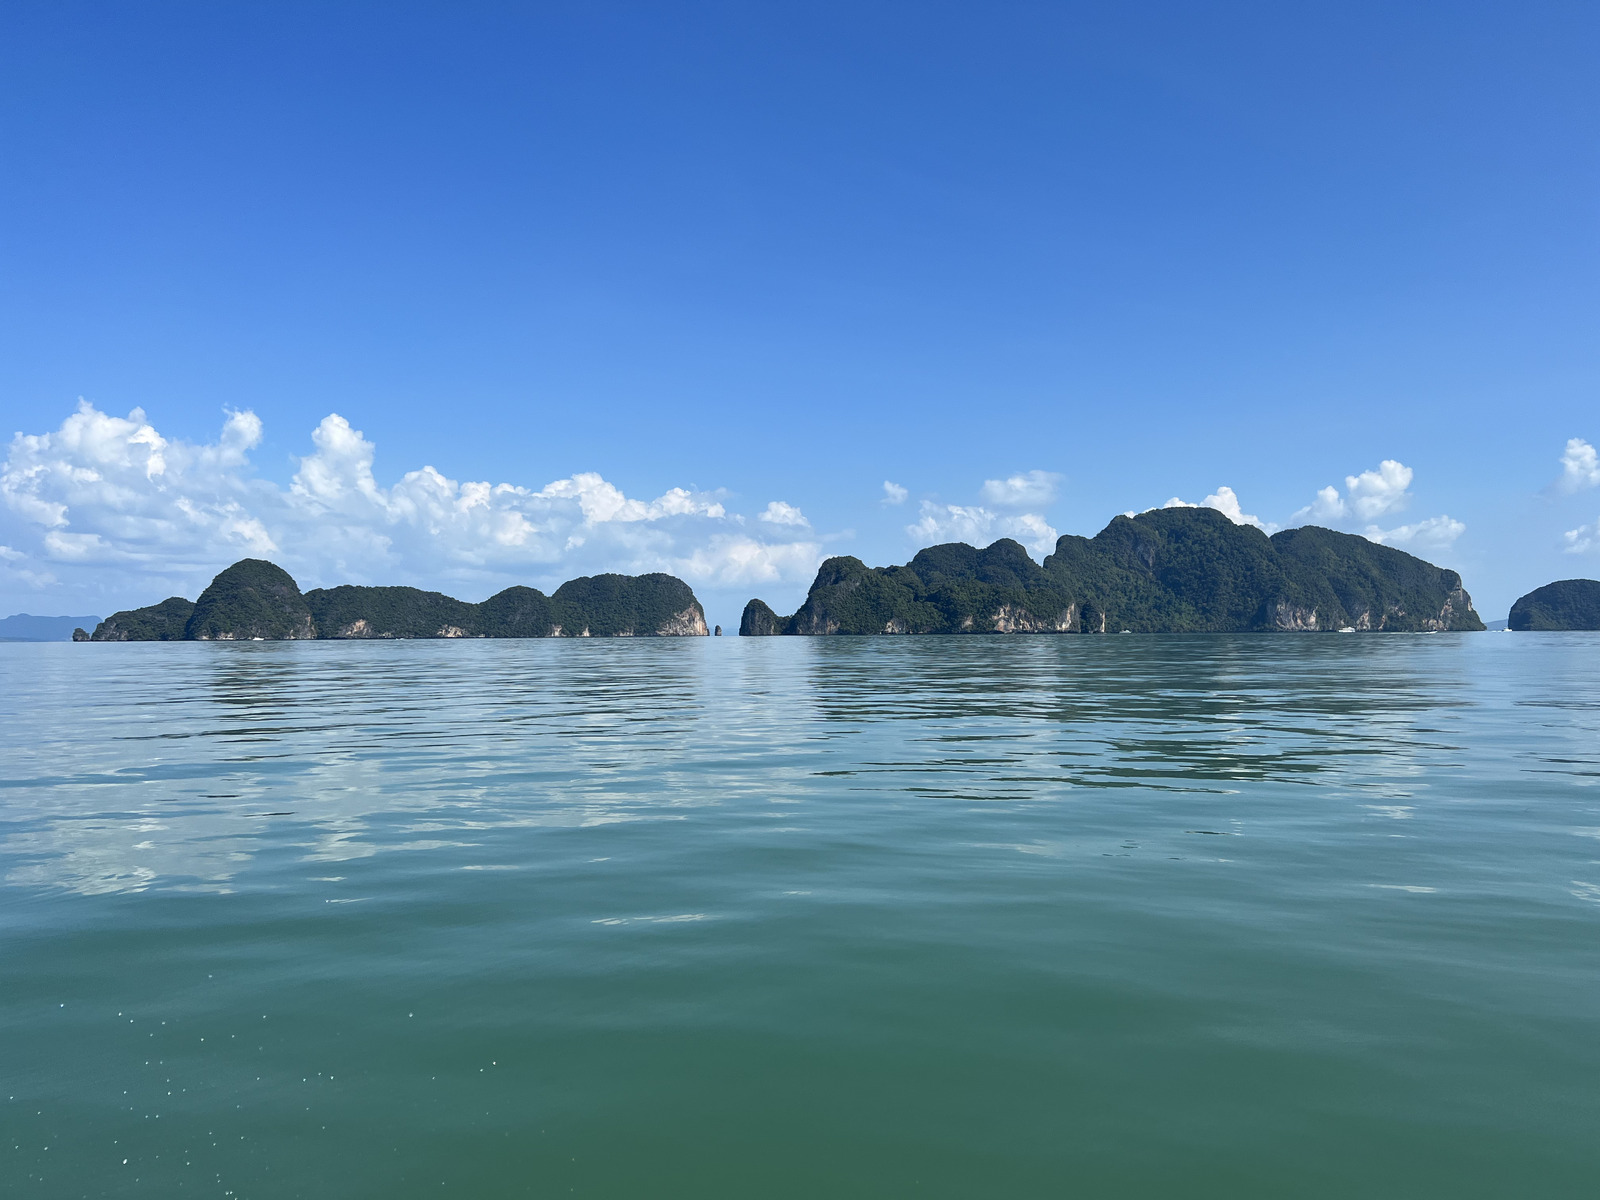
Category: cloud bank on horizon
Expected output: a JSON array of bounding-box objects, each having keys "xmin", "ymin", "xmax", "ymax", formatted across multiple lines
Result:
[
  {"xmin": 0, "ymin": 402, "xmax": 824, "ymax": 605},
  {"xmin": 4, "ymin": 402, "xmax": 1588, "ymax": 612}
]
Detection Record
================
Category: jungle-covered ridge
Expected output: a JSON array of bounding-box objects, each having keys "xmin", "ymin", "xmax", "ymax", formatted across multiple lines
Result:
[
  {"xmin": 84, "ymin": 559, "xmax": 709, "ymax": 641},
  {"xmin": 1507, "ymin": 579, "xmax": 1600, "ymax": 631},
  {"xmin": 742, "ymin": 507, "xmax": 1485, "ymax": 635}
]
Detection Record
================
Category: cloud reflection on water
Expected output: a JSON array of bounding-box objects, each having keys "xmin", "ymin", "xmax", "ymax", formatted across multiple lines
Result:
[{"xmin": 0, "ymin": 635, "xmax": 1593, "ymax": 898}]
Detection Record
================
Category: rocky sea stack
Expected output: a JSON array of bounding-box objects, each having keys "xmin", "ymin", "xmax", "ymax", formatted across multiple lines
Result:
[
  {"xmin": 88, "ymin": 562, "xmax": 709, "ymax": 641},
  {"xmin": 742, "ymin": 507, "xmax": 1484, "ymax": 635},
  {"xmin": 1507, "ymin": 579, "xmax": 1600, "ymax": 631}
]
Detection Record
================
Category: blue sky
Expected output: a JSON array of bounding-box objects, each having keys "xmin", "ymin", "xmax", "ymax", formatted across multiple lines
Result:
[{"xmin": 2, "ymin": 1, "xmax": 1597, "ymax": 626}]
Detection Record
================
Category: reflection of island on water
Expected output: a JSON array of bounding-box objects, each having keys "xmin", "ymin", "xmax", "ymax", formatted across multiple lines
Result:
[
  {"xmin": 802, "ymin": 634, "xmax": 1463, "ymax": 790},
  {"xmin": 3, "ymin": 633, "xmax": 1483, "ymax": 897},
  {"xmin": 4, "ymin": 640, "xmax": 725, "ymax": 896}
]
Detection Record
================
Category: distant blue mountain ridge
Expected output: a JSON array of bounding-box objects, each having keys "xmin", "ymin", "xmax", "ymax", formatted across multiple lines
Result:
[{"xmin": 0, "ymin": 614, "xmax": 103, "ymax": 641}]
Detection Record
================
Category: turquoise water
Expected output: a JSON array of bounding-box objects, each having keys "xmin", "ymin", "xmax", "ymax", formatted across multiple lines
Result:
[{"xmin": 3, "ymin": 635, "xmax": 1598, "ymax": 1197}]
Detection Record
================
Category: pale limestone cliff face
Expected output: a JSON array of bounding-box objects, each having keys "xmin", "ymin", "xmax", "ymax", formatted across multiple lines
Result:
[
  {"xmin": 792, "ymin": 611, "xmax": 841, "ymax": 635},
  {"xmin": 1428, "ymin": 587, "xmax": 1476, "ymax": 631},
  {"xmin": 194, "ymin": 615, "xmax": 316, "ymax": 641},
  {"xmin": 990, "ymin": 604, "xmax": 1078, "ymax": 633},
  {"xmin": 196, "ymin": 620, "xmax": 317, "ymax": 641},
  {"xmin": 656, "ymin": 606, "xmax": 710, "ymax": 636},
  {"xmin": 338, "ymin": 618, "xmax": 377, "ymax": 638},
  {"xmin": 1270, "ymin": 603, "xmax": 1319, "ymax": 631},
  {"xmin": 437, "ymin": 625, "xmax": 467, "ymax": 638},
  {"xmin": 884, "ymin": 618, "xmax": 908, "ymax": 634}
]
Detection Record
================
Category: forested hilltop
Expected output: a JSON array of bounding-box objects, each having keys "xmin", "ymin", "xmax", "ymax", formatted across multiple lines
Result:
[
  {"xmin": 742, "ymin": 507, "xmax": 1483, "ymax": 636},
  {"xmin": 83, "ymin": 559, "xmax": 709, "ymax": 641},
  {"xmin": 1507, "ymin": 579, "xmax": 1600, "ymax": 631}
]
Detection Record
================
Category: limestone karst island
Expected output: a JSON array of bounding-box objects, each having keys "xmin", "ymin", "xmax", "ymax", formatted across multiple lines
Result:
[
  {"xmin": 82, "ymin": 558, "xmax": 711, "ymax": 641},
  {"xmin": 745, "ymin": 507, "xmax": 1484, "ymax": 635},
  {"xmin": 83, "ymin": 507, "xmax": 1496, "ymax": 643}
]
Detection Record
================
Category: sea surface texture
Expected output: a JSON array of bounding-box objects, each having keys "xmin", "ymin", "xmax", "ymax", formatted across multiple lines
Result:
[{"xmin": 3, "ymin": 636, "xmax": 1597, "ymax": 1198}]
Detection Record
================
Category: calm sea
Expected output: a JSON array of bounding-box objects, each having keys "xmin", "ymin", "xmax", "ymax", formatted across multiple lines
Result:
[{"xmin": 2, "ymin": 635, "xmax": 1597, "ymax": 1198}]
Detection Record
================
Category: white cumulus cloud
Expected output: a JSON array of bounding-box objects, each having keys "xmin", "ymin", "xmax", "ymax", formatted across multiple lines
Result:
[
  {"xmin": 0, "ymin": 402, "xmax": 823, "ymax": 611},
  {"xmin": 979, "ymin": 470, "xmax": 1061, "ymax": 509},
  {"xmin": 881, "ymin": 481, "xmax": 908, "ymax": 505},
  {"xmin": 1364, "ymin": 516, "xmax": 1466, "ymax": 556},
  {"xmin": 1289, "ymin": 459, "xmax": 1414, "ymax": 524},
  {"xmin": 758, "ymin": 500, "xmax": 810, "ymax": 528},
  {"xmin": 1153, "ymin": 459, "xmax": 1463, "ymax": 560},
  {"xmin": 1162, "ymin": 486, "xmax": 1275, "ymax": 532},
  {"xmin": 1564, "ymin": 518, "xmax": 1600, "ymax": 554},
  {"xmin": 1345, "ymin": 460, "xmax": 1414, "ymax": 520},
  {"xmin": 1282, "ymin": 458, "xmax": 1460, "ymax": 557},
  {"xmin": 1296, "ymin": 485, "xmax": 1346, "ymax": 524},
  {"xmin": 1558, "ymin": 438, "xmax": 1600, "ymax": 493},
  {"xmin": 907, "ymin": 502, "xmax": 1058, "ymax": 556}
]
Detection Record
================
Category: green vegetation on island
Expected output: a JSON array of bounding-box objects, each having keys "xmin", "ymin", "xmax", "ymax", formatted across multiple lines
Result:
[
  {"xmin": 741, "ymin": 507, "xmax": 1484, "ymax": 635},
  {"xmin": 88, "ymin": 561, "xmax": 709, "ymax": 641},
  {"xmin": 1507, "ymin": 579, "xmax": 1600, "ymax": 631},
  {"xmin": 188, "ymin": 559, "xmax": 317, "ymax": 641},
  {"xmin": 305, "ymin": 585, "xmax": 479, "ymax": 639},
  {"xmin": 87, "ymin": 596, "xmax": 196, "ymax": 642},
  {"xmin": 547, "ymin": 574, "xmax": 708, "ymax": 637}
]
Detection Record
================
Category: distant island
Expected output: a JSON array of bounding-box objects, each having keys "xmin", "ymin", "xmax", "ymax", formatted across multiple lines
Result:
[
  {"xmin": 80, "ymin": 559, "xmax": 709, "ymax": 641},
  {"xmin": 1507, "ymin": 579, "xmax": 1600, "ymax": 631},
  {"xmin": 0, "ymin": 613, "xmax": 103, "ymax": 642},
  {"xmin": 742, "ymin": 507, "xmax": 1484, "ymax": 635}
]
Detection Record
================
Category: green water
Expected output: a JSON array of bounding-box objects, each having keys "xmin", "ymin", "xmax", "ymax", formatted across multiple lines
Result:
[{"xmin": 2, "ymin": 635, "xmax": 1597, "ymax": 1197}]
